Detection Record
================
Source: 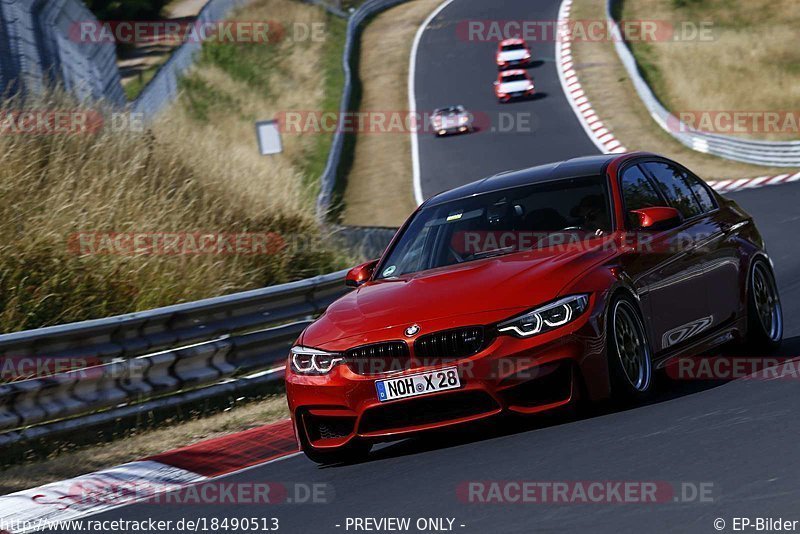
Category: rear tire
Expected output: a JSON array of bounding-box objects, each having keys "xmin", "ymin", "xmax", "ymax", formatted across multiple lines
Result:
[
  {"xmin": 745, "ymin": 259, "xmax": 783, "ymax": 350},
  {"xmin": 301, "ymin": 440, "xmax": 372, "ymax": 466},
  {"xmin": 607, "ymin": 295, "xmax": 654, "ymax": 403}
]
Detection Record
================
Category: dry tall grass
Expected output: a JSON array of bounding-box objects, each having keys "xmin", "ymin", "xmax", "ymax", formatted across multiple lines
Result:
[
  {"xmin": 0, "ymin": 0, "xmax": 349, "ymax": 493},
  {"xmin": 621, "ymin": 0, "xmax": 800, "ymax": 140},
  {"xmin": 0, "ymin": 0, "xmax": 349, "ymax": 332},
  {"xmin": 569, "ymin": 0, "xmax": 791, "ymax": 179}
]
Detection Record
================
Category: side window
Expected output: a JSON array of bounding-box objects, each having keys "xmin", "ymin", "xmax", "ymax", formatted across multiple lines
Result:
[
  {"xmin": 681, "ymin": 170, "xmax": 717, "ymax": 212},
  {"xmin": 387, "ymin": 225, "xmax": 432, "ymax": 276},
  {"xmin": 643, "ymin": 162, "xmax": 703, "ymax": 219},
  {"xmin": 620, "ymin": 165, "xmax": 663, "ymax": 227}
]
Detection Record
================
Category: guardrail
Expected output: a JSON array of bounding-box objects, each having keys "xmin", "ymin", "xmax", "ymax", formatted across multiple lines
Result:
[
  {"xmin": 315, "ymin": 0, "xmax": 412, "ymax": 219},
  {"xmin": 0, "ymin": 0, "xmax": 126, "ymax": 104},
  {"xmin": 335, "ymin": 225, "xmax": 398, "ymax": 260},
  {"xmin": 0, "ymin": 270, "xmax": 349, "ymax": 449},
  {"xmin": 606, "ymin": 0, "xmax": 800, "ymax": 167},
  {"xmin": 305, "ymin": 0, "xmax": 349, "ymax": 19},
  {"xmin": 132, "ymin": 0, "xmax": 251, "ymax": 120}
]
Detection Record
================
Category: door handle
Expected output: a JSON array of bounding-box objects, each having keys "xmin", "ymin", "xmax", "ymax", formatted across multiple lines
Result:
[{"xmin": 723, "ymin": 221, "xmax": 748, "ymax": 233}]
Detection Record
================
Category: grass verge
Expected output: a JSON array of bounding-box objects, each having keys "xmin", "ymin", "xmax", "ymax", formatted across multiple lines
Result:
[
  {"xmin": 570, "ymin": 0, "xmax": 792, "ymax": 180},
  {"xmin": 619, "ymin": 0, "xmax": 800, "ymax": 141},
  {"xmin": 340, "ymin": 0, "xmax": 443, "ymax": 227},
  {"xmin": 303, "ymin": 15, "xmax": 348, "ymax": 191}
]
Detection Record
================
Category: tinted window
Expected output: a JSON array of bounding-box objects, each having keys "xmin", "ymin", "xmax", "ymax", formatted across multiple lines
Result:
[
  {"xmin": 620, "ymin": 165, "xmax": 663, "ymax": 227},
  {"xmin": 643, "ymin": 162, "xmax": 703, "ymax": 219},
  {"xmin": 682, "ymin": 171, "xmax": 716, "ymax": 212}
]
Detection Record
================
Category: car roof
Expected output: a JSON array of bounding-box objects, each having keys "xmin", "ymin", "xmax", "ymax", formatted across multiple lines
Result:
[
  {"xmin": 499, "ymin": 38, "xmax": 525, "ymax": 46},
  {"xmin": 423, "ymin": 154, "xmax": 623, "ymax": 207}
]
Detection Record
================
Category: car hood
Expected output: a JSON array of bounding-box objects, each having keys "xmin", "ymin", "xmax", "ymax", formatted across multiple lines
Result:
[
  {"xmin": 498, "ymin": 50, "xmax": 528, "ymax": 61},
  {"xmin": 499, "ymin": 80, "xmax": 533, "ymax": 93},
  {"xmin": 304, "ymin": 237, "xmax": 617, "ymax": 348}
]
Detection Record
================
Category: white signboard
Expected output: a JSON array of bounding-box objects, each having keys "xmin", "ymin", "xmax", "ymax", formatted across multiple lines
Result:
[{"xmin": 255, "ymin": 120, "xmax": 282, "ymax": 155}]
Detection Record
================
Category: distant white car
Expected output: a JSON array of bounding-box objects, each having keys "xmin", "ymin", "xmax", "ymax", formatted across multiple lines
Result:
[
  {"xmin": 430, "ymin": 105, "xmax": 474, "ymax": 137},
  {"xmin": 494, "ymin": 69, "xmax": 535, "ymax": 103},
  {"xmin": 496, "ymin": 38, "xmax": 532, "ymax": 70}
]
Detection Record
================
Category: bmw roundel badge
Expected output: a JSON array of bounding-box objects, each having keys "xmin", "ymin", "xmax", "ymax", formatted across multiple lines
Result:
[{"xmin": 404, "ymin": 324, "xmax": 420, "ymax": 337}]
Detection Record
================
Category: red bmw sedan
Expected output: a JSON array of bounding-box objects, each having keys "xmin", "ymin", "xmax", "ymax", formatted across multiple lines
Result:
[
  {"xmin": 494, "ymin": 69, "xmax": 535, "ymax": 102},
  {"xmin": 496, "ymin": 38, "xmax": 532, "ymax": 70},
  {"xmin": 286, "ymin": 153, "xmax": 782, "ymax": 464}
]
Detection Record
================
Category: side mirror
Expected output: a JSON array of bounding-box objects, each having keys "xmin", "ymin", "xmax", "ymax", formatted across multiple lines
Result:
[
  {"xmin": 630, "ymin": 206, "xmax": 682, "ymax": 231},
  {"xmin": 345, "ymin": 259, "xmax": 378, "ymax": 288}
]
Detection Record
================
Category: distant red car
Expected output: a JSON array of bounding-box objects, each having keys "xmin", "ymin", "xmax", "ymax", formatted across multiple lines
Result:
[
  {"xmin": 494, "ymin": 69, "xmax": 535, "ymax": 102},
  {"xmin": 496, "ymin": 38, "xmax": 531, "ymax": 69},
  {"xmin": 286, "ymin": 153, "xmax": 782, "ymax": 464}
]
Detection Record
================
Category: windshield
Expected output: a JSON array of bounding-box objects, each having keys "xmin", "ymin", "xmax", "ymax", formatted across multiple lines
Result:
[
  {"xmin": 501, "ymin": 74, "xmax": 528, "ymax": 83},
  {"xmin": 376, "ymin": 175, "xmax": 612, "ymax": 279},
  {"xmin": 434, "ymin": 106, "xmax": 463, "ymax": 115},
  {"xmin": 501, "ymin": 43, "xmax": 526, "ymax": 51}
]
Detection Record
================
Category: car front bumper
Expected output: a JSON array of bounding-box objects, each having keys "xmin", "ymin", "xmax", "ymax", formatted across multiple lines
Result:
[
  {"xmin": 497, "ymin": 89, "xmax": 535, "ymax": 102},
  {"xmin": 434, "ymin": 124, "xmax": 472, "ymax": 136},
  {"xmin": 286, "ymin": 297, "xmax": 611, "ymax": 450}
]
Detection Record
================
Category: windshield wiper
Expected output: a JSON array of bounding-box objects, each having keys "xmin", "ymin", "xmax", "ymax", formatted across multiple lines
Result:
[{"xmin": 467, "ymin": 246, "xmax": 516, "ymax": 260}]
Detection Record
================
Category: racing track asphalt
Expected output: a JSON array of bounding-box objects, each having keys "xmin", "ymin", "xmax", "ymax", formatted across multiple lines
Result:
[
  {"xmin": 413, "ymin": 0, "xmax": 599, "ymax": 200},
  {"xmin": 74, "ymin": 1, "xmax": 800, "ymax": 532}
]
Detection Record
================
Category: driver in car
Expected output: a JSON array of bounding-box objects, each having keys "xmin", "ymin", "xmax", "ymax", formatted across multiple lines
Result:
[{"xmin": 571, "ymin": 194, "xmax": 609, "ymax": 233}]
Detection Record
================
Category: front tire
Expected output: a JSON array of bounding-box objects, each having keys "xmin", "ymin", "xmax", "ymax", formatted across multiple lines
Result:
[
  {"xmin": 745, "ymin": 259, "xmax": 783, "ymax": 350},
  {"xmin": 608, "ymin": 296, "xmax": 654, "ymax": 403}
]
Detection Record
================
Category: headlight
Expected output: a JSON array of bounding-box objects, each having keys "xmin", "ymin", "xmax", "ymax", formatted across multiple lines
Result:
[
  {"xmin": 497, "ymin": 294, "xmax": 589, "ymax": 337},
  {"xmin": 290, "ymin": 346, "xmax": 344, "ymax": 374}
]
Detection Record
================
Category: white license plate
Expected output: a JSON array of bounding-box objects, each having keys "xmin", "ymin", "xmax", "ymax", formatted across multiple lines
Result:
[{"xmin": 375, "ymin": 367, "xmax": 461, "ymax": 402}]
